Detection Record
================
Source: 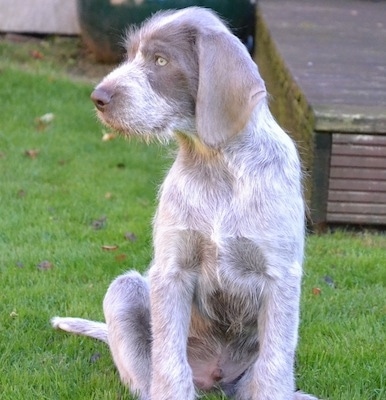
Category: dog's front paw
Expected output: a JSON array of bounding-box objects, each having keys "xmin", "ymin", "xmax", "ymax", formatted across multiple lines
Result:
[
  {"xmin": 151, "ymin": 369, "xmax": 195, "ymax": 400},
  {"xmin": 294, "ymin": 391, "xmax": 319, "ymax": 400},
  {"xmin": 150, "ymin": 384, "xmax": 195, "ymax": 400}
]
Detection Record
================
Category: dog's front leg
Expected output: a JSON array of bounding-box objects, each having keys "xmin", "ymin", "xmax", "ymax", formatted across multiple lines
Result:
[
  {"xmin": 148, "ymin": 254, "xmax": 197, "ymax": 400},
  {"xmin": 235, "ymin": 262, "xmax": 302, "ymax": 400}
]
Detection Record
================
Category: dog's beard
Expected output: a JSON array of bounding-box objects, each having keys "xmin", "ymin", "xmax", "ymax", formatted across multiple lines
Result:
[{"xmin": 97, "ymin": 111, "xmax": 196, "ymax": 145}]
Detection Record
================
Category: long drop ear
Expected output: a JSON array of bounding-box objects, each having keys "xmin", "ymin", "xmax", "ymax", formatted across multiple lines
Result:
[{"xmin": 196, "ymin": 32, "xmax": 266, "ymax": 148}]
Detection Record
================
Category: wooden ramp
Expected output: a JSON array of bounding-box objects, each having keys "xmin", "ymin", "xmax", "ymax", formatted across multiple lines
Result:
[{"xmin": 256, "ymin": 0, "xmax": 386, "ymax": 226}]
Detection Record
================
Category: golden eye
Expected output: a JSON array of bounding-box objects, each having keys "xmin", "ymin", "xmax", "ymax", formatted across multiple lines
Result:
[{"xmin": 155, "ymin": 56, "xmax": 168, "ymax": 66}]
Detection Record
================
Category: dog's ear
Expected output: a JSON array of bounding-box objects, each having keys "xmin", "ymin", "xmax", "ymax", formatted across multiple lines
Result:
[{"xmin": 195, "ymin": 32, "xmax": 266, "ymax": 148}]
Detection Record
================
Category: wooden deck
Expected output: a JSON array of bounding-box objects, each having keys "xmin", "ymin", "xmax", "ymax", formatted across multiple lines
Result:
[{"xmin": 256, "ymin": 0, "xmax": 386, "ymax": 226}]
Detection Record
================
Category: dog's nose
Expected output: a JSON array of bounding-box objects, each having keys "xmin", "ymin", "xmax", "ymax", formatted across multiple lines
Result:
[{"xmin": 91, "ymin": 87, "xmax": 112, "ymax": 112}]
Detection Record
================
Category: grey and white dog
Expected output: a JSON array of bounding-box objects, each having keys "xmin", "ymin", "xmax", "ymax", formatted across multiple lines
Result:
[{"xmin": 52, "ymin": 7, "xmax": 318, "ymax": 400}]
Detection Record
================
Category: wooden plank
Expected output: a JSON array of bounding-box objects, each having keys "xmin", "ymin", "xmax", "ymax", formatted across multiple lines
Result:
[
  {"xmin": 329, "ymin": 167, "xmax": 386, "ymax": 180},
  {"xmin": 327, "ymin": 202, "xmax": 386, "ymax": 215},
  {"xmin": 330, "ymin": 155, "xmax": 386, "ymax": 169},
  {"xmin": 333, "ymin": 133, "xmax": 386, "ymax": 146},
  {"xmin": 326, "ymin": 213, "xmax": 386, "ymax": 225},
  {"xmin": 314, "ymin": 108, "xmax": 386, "ymax": 134},
  {"xmin": 311, "ymin": 133, "xmax": 332, "ymax": 224},
  {"xmin": 332, "ymin": 143, "xmax": 386, "ymax": 157},
  {"xmin": 328, "ymin": 190, "xmax": 386, "ymax": 204},
  {"xmin": 329, "ymin": 179, "xmax": 386, "ymax": 192}
]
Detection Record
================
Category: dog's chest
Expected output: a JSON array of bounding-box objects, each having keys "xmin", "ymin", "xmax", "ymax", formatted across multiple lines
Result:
[
  {"xmin": 157, "ymin": 157, "xmax": 251, "ymax": 235},
  {"xmin": 156, "ymin": 160, "xmax": 267, "ymax": 322}
]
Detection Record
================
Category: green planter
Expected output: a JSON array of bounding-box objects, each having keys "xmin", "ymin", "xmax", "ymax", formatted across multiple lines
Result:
[{"xmin": 77, "ymin": 0, "xmax": 256, "ymax": 63}]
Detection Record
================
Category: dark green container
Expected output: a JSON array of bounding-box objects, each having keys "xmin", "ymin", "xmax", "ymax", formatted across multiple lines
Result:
[{"xmin": 77, "ymin": 0, "xmax": 256, "ymax": 63}]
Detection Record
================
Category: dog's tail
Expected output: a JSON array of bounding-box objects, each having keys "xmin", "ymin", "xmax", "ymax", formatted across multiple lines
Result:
[{"xmin": 51, "ymin": 316, "xmax": 108, "ymax": 344}]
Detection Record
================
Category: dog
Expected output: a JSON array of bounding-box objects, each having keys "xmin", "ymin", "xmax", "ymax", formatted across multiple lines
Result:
[{"xmin": 52, "ymin": 7, "xmax": 318, "ymax": 400}]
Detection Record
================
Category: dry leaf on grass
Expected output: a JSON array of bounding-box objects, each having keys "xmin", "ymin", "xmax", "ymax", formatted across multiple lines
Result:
[
  {"xmin": 17, "ymin": 189, "xmax": 27, "ymax": 198},
  {"xmin": 323, "ymin": 275, "xmax": 336, "ymax": 288},
  {"xmin": 102, "ymin": 132, "xmax": 116, "ymax": 141},
  {"xmin": 312, "ymin": 287, "xmax": 322, "ymax": 296},
  {"xmin": 102, "ymin": 245, "xmax": 119, "ymax": 251},
  {"xmin": 90, "ymin": 352, "xmax": 101, "ymax": 363},
  {"xmin": 124, "ymin": 232, "xmax": 137, "ymax": 242},
  {"xmin": 91, "ymin": 216, "xmax": 107, "ymax": 230},
  {"xmin": 31, "ymin": 50, "xmax": 44, "ymax": 59},
  {"xmin": 38, "ymin": 113, "xmax": 55, "ymax": 124},
  {"xmin": 37, "ymin": 260, "xmax": 54, "ymax": 270},
  {"xmin": 24, "ymin": 149, "xmax": 40, "ymax": 159},
  {"xmin": 115, "ymin": 254, "xmax": 127, "ymax": 262},
  {"xmin": 35, "ymin": 112, "xmax": 55, "ymax": 131}
]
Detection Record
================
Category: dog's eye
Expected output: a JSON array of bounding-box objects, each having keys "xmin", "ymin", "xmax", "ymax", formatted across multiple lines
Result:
[{"xmin": 155, "ymin": 56, "xmax": 168, "ymax": 66}]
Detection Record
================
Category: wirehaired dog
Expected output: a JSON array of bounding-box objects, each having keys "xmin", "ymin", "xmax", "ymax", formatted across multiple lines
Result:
[{"xmin": 52, "ymin": 7, "xmax": 317, "ymax": 400}]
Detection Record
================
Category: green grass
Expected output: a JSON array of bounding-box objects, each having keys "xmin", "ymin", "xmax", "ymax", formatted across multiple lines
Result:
[
  {"xmin": 0, "ymin": 59, "xmax": 385, "ymax": 399},
  {"xmin": 299, "ymin": 232, "xmax": 385, "ymax": 399},
  {"xmin": 0, "ymin": 66, "xmax": 165, "ymax": 399}
]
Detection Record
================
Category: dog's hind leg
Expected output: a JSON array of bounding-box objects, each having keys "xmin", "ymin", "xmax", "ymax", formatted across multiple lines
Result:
[{"xmin": 103, "ymin": 270, "xmax": 152, "ymax": 400}]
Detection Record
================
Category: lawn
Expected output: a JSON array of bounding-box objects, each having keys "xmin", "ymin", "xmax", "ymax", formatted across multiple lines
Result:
[{"xmin": 0, "ymin": 39, "xmax": 385, "ymax": 400}]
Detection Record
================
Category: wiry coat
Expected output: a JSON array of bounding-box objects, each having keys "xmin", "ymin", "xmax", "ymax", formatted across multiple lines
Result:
[{"xmin": 52, "ymin": 7, "xmax": 318, "ymax": 400}]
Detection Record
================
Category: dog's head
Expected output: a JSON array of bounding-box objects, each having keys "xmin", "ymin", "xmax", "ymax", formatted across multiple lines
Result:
[{"xmin": 91, "ymin": 7, "xmax": 266, "ymax": 148}]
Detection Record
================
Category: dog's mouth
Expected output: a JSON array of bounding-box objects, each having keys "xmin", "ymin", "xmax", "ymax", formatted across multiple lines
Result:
[{"xmin": 96, "ymin": 112, "xmax": 173, "ymax": 144}]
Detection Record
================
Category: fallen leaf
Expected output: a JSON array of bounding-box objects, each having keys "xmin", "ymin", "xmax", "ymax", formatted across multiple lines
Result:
[
  {"xmin": 38, "ymin": 113, "xmax": 55, "ymax": 124},
  {"xmin": 312, "ymin": 287, "xmax": 322, "ymax": 296},
  {"xmin": 91, "ymin": 216, "xmax": 107, "ymax": 230},
  {"xmin": 90, "ymin": 352, "xmax": 101, "ymax": 363},
  {"xmin": 31, "ymin": 50, "xmax": 44, "ymax": 59},
  {"xmin": 0, "ymin": 152, "xmax": 5, "ymax": 159},
  {"xmin": 17, "ymin": 189, "xmax": 27, "ymax": 198},
  {"xmin": 102, "ymin": 245, "xmax": 119, "ymax": 251},
  {"xmin": 105, "ymin": 192, "xmax": 113, "ymax": 199},
  {"xmin": 323, "ymin": 275, "xmax": 336, "ymax": 288},
  {"xmin": 37, "ymin": 260, "xmax": 54, "ymax": 270},
  {"xmin": 24, "ymin": 149, "xmax": 40, "ymax": 159},
  {"xmin": 102, "ymin": 132, "xmax": 116, "ymax": 141},
  {"xmin": 10, "ymin": 310, "xmax": 18, "ymax": 318},
  {"xmin": 124, "ymin": 232, "xmax": 137, "ymax": 242},
  {"xmin": 35, "ymin": 112, "xmax": 55, "ymax": 131},
  {"xmin": 115, "ymin": 253, "xmax": 127, "ymax": 262}
]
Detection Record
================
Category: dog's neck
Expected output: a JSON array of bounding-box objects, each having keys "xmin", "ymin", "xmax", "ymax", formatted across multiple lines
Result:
[
  {"xmin": 174, "ymin": 102, "xmax": 280, "ymax": 165},
  {"xmin": 175, "ymin": 132, "xmax": 221, "ymax": 160}
]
